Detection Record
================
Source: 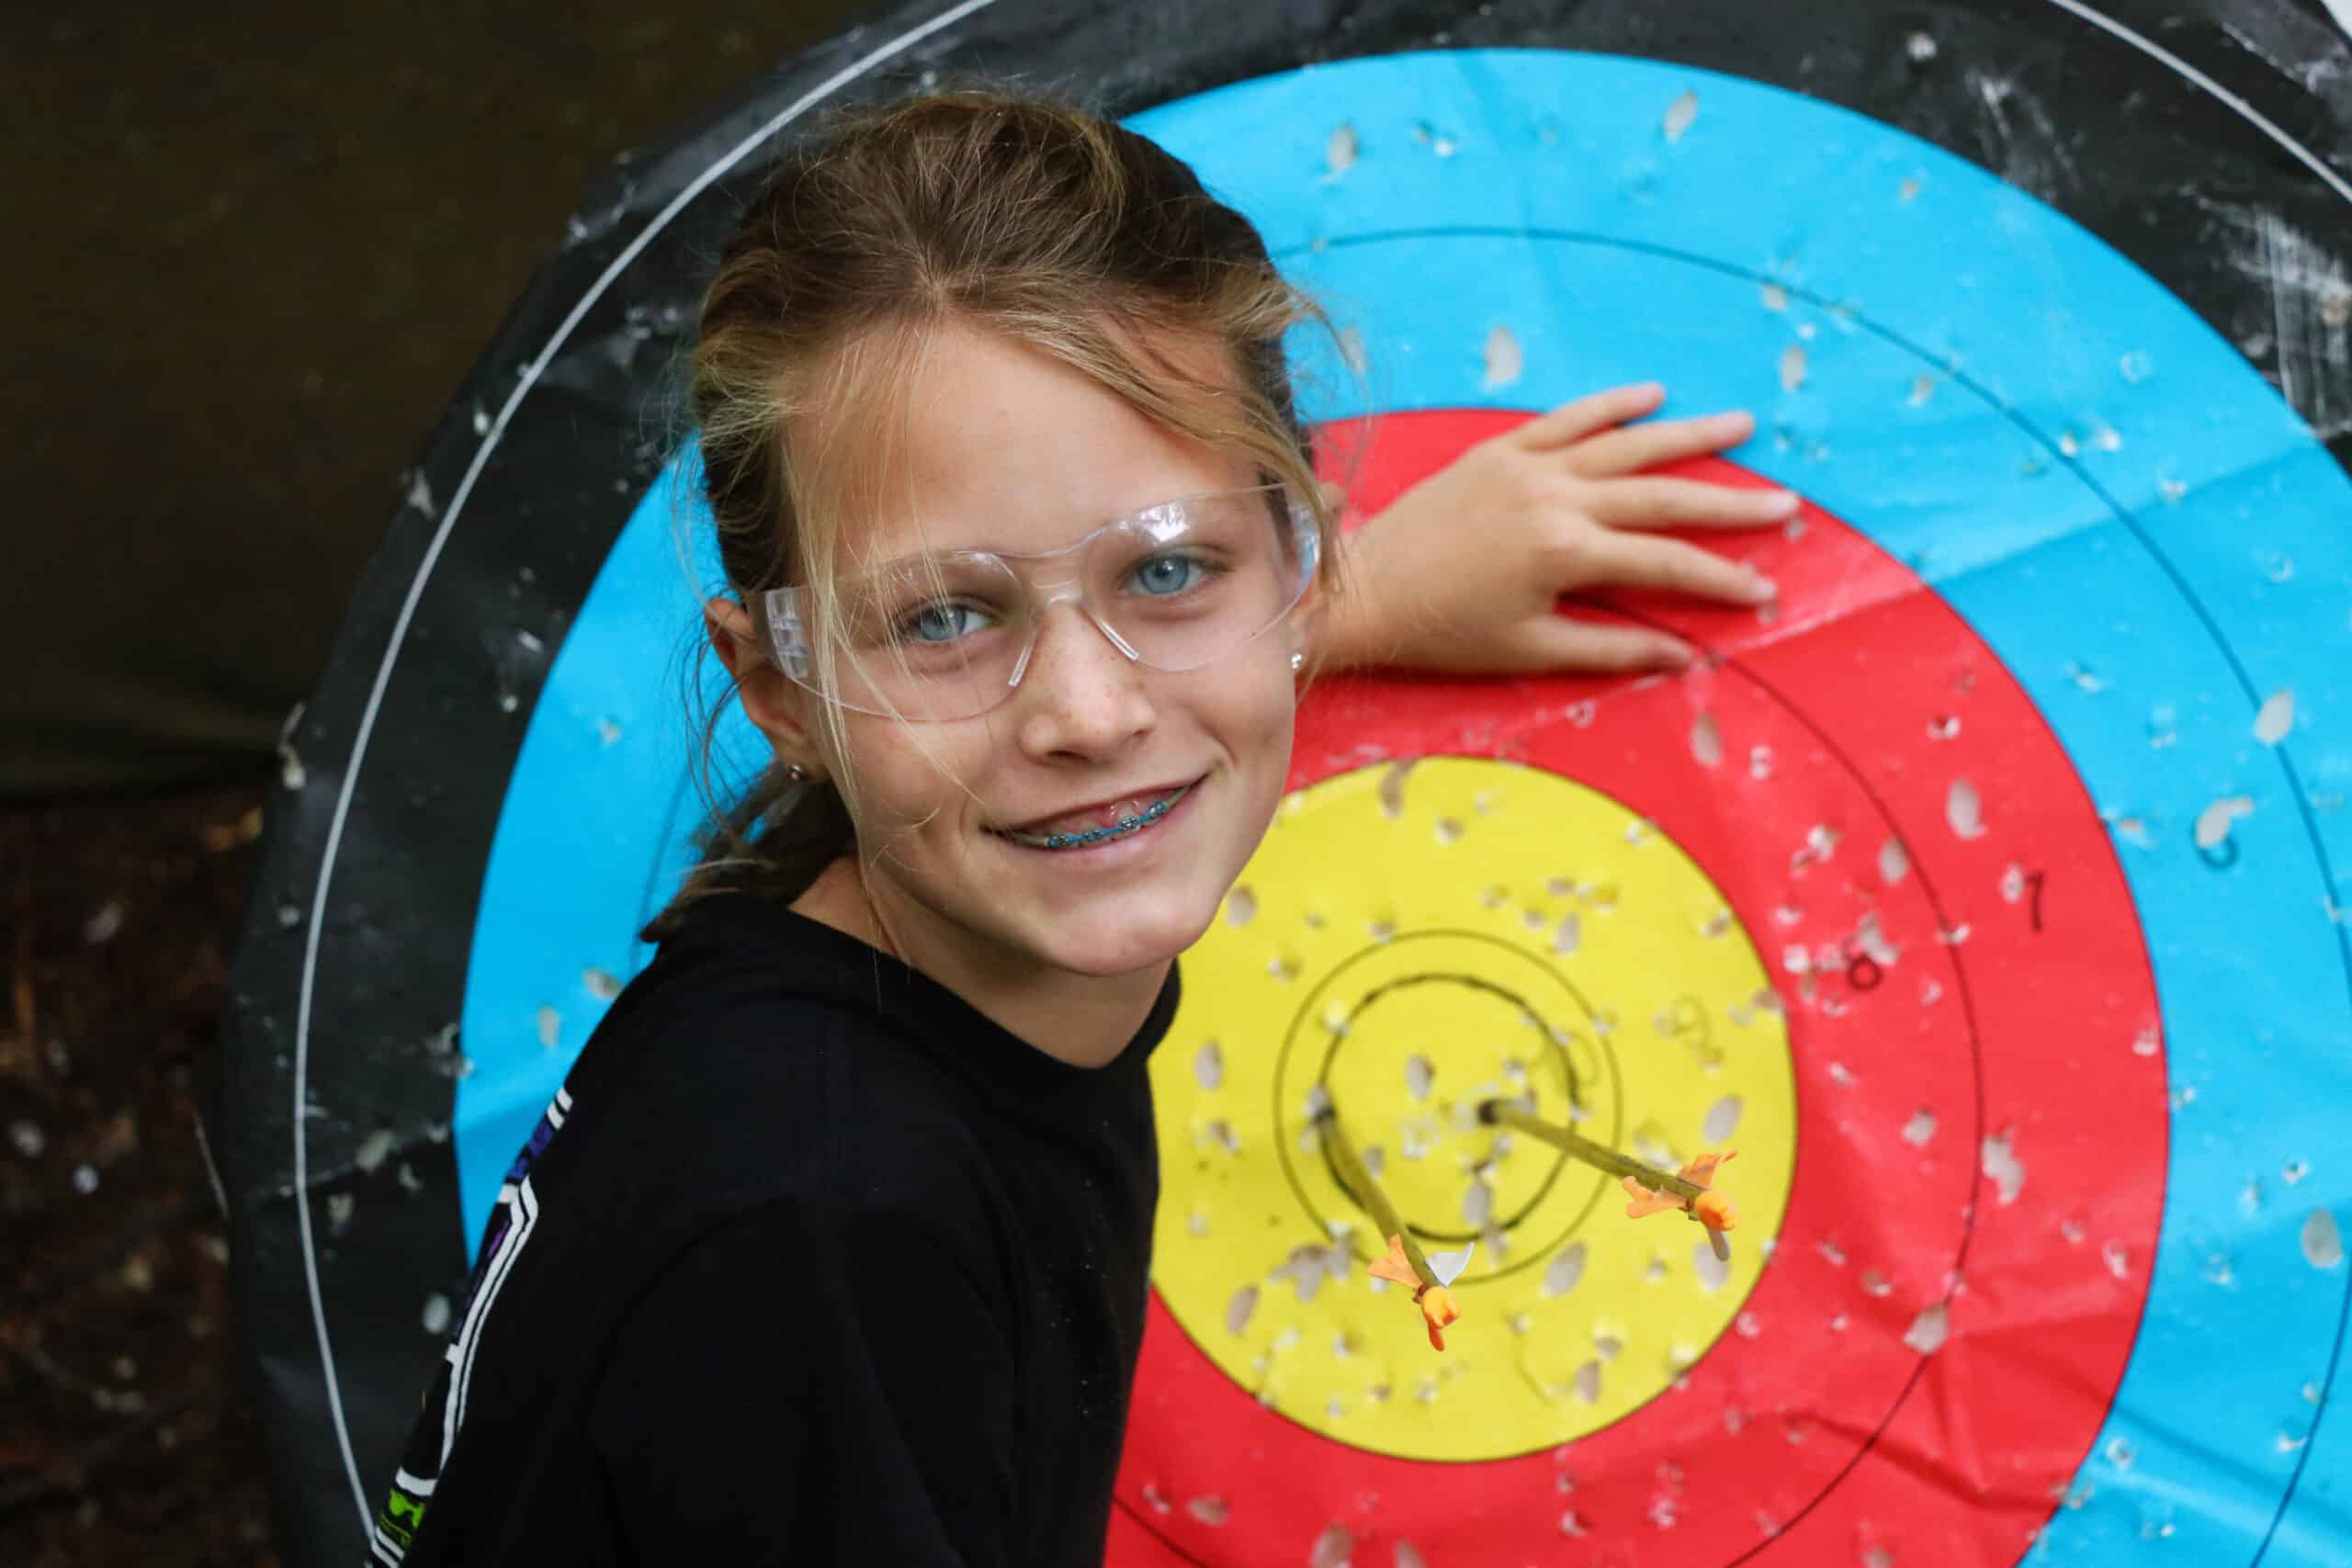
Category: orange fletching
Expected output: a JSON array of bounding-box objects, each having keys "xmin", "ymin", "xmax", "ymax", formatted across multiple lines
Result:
[
  {"xmin": 1623, "ymin": 1150, "xmax": 1739, "ymax": 1224},
  {"xmin": 1622, "ymin": 1176, "xmax": 1682, "ymax": 1219},
  {"xmin": 1368, "ymin": 1234, "xmax": 1420, "ymax": 1290}
]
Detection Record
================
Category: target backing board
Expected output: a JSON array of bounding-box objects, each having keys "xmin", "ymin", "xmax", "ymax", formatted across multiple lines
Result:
[{"xmin": 222, "ymin": 5, "xmax": 2352, "ymax": 1567}]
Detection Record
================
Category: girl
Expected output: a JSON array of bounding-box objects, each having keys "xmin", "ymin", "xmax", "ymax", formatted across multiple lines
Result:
[{"xmin": 368, "ymin": 88, "xmax": 1792, "ymax": 1567}]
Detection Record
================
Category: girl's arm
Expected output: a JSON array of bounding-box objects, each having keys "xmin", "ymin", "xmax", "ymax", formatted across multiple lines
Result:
[{"xmin": 1318, "ymin": 382, "xmax": 1796, "ymax": 675}]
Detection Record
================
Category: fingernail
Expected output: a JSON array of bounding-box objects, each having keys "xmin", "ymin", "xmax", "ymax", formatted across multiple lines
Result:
[
  {"xmin": 1663, "ymin": 639, "xmax": 1695, "ymax": 668},
  {"xmin": 1746, "ymin": 575, "xmax": 1779, "ymax": 603},
  {"xmin": 1762, "ymin": 489, "xmax": 1800, "ymax": 513}
]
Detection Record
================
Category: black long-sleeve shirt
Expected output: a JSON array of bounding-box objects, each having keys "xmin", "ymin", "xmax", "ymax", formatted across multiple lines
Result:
[{"xmin": 368, "ymin": 890, "xmax": 1174, "ymax": 1566}]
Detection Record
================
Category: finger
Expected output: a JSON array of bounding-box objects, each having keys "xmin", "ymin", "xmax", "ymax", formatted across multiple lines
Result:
[
  {"xmin": 1583, "ymin": 476, "xmax": 1800, "ymax": 531},
  {"xmin": 1562, "ymin": 410, "xmax": 1756, "ymax": 478},
  {"xmin": 1509, "ymin": 382, "xmax": 1667, "ymax": 451},
  {"xmin": 1515, "ymin": 613, "xmax": 1694, "ymax": 673},
  {"xmin": 1582, "ymin": 532, "xmax": 1778, "ymax": 604}
]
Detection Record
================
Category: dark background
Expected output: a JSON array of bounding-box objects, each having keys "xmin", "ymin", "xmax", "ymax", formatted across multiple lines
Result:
[{"xmin": 4, "ymin": 6, "xmax": 861, "ymax": 1562}]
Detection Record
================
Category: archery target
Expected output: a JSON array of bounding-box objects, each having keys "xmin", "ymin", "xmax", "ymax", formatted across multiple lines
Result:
[
  {"xmin": 220, "ymin": 10, "xmax": 2352, "ymax": 1568},
  {"xmin": 1102, "ymin": 51, "xmax": 2349, "ymax": 1566}
]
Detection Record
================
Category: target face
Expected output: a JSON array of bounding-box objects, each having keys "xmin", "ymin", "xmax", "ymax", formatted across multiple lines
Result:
[
  {"xmin": 222, "ymin": 14, "xmax": 2352, "ymax": 1568},
  {"xmin": 1095, "ymin": 51, "xmax": 2348, "ymax": 1566}
]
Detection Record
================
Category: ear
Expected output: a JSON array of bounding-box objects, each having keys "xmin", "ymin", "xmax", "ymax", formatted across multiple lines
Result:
[{"xmin": 704, "ymin": 597, "xmax": 828, "ymax": 770}]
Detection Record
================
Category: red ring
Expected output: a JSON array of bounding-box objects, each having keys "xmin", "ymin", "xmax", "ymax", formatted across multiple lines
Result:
[{"xmin": 1113, "ymin": 411, "xmax": 2165, "ymax": 1566}]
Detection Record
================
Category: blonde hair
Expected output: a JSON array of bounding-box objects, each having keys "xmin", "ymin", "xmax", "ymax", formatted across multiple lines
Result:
[{"xmin": 643, "ymin": 86, "xmax": 1343, "ymax": 941}]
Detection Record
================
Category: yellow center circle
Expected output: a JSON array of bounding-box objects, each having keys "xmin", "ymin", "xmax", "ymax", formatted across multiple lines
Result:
[{"xmin": 1152, "ymin": 756, "xmax": 1795, "ymax": 1461}]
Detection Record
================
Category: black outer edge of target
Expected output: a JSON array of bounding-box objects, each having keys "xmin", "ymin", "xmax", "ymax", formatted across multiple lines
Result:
[{"xmin": 218, "ymin": 1, "xmax": 2347, "ymax": 1563}]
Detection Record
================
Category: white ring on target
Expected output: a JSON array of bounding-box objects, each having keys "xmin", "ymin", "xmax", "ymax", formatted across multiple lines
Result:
[
  {"xmin": 2041, "ymin": 0, "xmax": 2352, "ymax": 209},
  {"xmin": 291, "ymin": 0, "xmax": 2349, "ymax": 1540},
  {"xmin": 288, "ymin": 0, "xmax": 1001, "ymax": 1531}
]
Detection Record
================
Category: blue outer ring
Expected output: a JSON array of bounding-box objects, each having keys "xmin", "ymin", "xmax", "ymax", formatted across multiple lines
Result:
[{"xmin": 460, "ymin": 51, "xmax": 2352, "ymax": 1564}]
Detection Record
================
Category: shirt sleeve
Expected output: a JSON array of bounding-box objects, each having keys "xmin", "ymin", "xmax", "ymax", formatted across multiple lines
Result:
[{"xmin": 585, "ymin": 1197, "xmax": 1022, "ymax": 1567}]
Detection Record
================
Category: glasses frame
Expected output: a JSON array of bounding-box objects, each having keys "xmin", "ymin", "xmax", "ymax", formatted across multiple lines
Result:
[{"xmin": 755, "ymin": 483, "xmax": 1321, "ymax": 720}]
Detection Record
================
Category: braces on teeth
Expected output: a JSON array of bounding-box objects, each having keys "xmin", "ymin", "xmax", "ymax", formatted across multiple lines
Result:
[{"xmin": 1011, "ymin": 790, "xmax": 1182, "ymax": 850}]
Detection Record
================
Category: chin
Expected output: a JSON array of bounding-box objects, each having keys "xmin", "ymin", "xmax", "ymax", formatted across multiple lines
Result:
[{"xmin": 1032, "ymin": 890, "xmax": 1219, "ymax": 977}]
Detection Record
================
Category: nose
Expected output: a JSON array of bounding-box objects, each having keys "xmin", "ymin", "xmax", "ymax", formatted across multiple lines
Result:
[{"xmin": 1009, "ymin": 597, "xmax": 1157, "ymax": 760}]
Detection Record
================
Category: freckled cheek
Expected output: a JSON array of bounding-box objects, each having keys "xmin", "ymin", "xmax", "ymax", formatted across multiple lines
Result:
[{"xmin": 835, "ymin": 728, "xmax": 992, "ymax": 838}]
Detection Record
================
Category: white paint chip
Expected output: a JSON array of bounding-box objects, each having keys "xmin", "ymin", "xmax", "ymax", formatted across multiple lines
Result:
[
  {"xmin": 1377, "ymin": 759, "xmax": 1414, "ymax": 818},
  {"xmin": 1194, "ymin": 1042, "xmax": 1224, "ymax": 1092},
  {"xmin": 1663, "ymin": 89, "xmax": 1699, "ymax": 142},
  {"xmin": 2305, "ymin": 1208, "xmax": 2344, "ymax": 1269},
  {"xmin": 1902, "ymin": 1109, "xmax": 1938, "ymax": 1147},
  {"xmin": 1946, "ymin": 778, "xmax": 1985, "ymax": 840},
  {"xmin": 1554, "ymin": 913, "xmax": 1581, "ymax": 957},
  {"xmin": 1311, "ymin": 1524, "xmax": 1356, "ymax": 1568},
  {"xmin": 1404, "ymin": 1055, "xmax": 1435, "ymax": 1102},
  {"xmin": 1691, "ymin": 712, "xmax": 1724, "ymax": 768},
  {"xmin": 1482, "ymin": 324, "xmax": 1523, "ymax": 390},
  {"xmin": 1226, "ymin": 886, "xmax": 1258, "ymax": 926},
  {"xmin": 1703, "ymin": 1095, "xmax": 1743, "ymax": 1144},
  {"xmin": 1325, "ymin": 123, "xmax": 1358, "ymax": 179},
  {"xmin": 1779, "ymin": 343, "xmax": 1808, "ymax": 392},
  {"xmin": 536, "ymin": 1005, "xmax": 560, "ymax": 1051},
  {"xmin": 582, "ymin": 966, "xmax": 621, "ymax": 1001},
  {"xmin": 422, "ymin": 1292, "xmax": 452, "ymax": 1336},
  {"xmin": 1904, "ymin": 1302, "xmax": 1950, "ymax": 1354},
  {"xmin": 1879, "ymin": 838, "xmax": 1910, "ymax": 885},
  {"xmin": 1543, "ymin": 1242, "xmax": 1588, "ymax": 1298},
  {"xmin": 1983, "ymin": 1132, "xmax": 2026, "ymax": 1205},
  {"xmin": 1226, "ymin": 1283, "xmax": 1259, "ymax": 1336},
  {"xmin": 2255, "ymin": 688, "xmax": 2295, "ymax": 745},
  {"xmin": 2195, "ymin": 795, "xmax": 2256, "ymax": 851}
]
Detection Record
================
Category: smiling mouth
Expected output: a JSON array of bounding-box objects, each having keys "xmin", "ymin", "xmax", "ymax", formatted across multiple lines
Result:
[{"xmin": 995, "ymin": 784, "xmax": 1193, "ymax": 851}]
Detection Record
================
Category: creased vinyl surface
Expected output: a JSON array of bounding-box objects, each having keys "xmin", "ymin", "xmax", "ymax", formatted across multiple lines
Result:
[{"xmin": 224, "ymin": 5, "xmax": 2352, "ymax": 1566}]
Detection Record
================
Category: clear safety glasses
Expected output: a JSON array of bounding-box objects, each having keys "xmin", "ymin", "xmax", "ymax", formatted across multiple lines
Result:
[{"xmin": 758, "ymin": 484, "xmax": 1319, "ymax": 721}]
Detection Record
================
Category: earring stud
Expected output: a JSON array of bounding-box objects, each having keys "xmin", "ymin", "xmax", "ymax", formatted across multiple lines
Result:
[
  {"xmin": 784, "ymin": 762, "xmax": 808, "ymax": 782},
  {"xmin": 1290, "ymin": 651, "xmax": 1306, "ymax": 671}
]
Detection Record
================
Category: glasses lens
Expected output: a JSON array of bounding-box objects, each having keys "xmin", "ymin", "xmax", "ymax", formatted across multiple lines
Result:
[
  {"xmin": 817, "ymin": 553, "xmax": 1028, "ymax": 719},
  {"xmin": 1089, "ymin": 488, "xmax": 1310, "ymax": 672}
]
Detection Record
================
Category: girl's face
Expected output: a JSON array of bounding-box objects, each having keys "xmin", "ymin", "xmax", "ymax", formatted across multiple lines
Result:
[{"xmin": 758, "ymin": 321, "xmax": 1308, "ymax": 989}]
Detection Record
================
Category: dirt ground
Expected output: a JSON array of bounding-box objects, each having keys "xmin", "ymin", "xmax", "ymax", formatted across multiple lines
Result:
[{"xmin": 2, "ymin": 776, "xmax": 278, "ymax": 1565}]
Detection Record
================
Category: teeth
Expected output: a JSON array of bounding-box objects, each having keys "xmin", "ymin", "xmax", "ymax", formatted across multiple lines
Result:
[{"xmin": 1001, "ymin": 785, "xmax": 1186, "ymax": 850}]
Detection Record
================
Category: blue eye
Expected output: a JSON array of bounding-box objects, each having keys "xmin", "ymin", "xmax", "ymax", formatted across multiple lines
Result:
[
  {"xmin": 903, "ymin": 602, "xmax": 988, "ymax": 644},
  {"xmin": 1130, "ymin": 553, "xmax": 1213, "ymax": 596}
]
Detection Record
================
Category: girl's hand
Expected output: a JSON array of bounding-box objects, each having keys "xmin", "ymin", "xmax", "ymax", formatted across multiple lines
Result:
[{"xmin": 1322, "ymin": 383, "xmax": 1796, "ymax": 674}]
